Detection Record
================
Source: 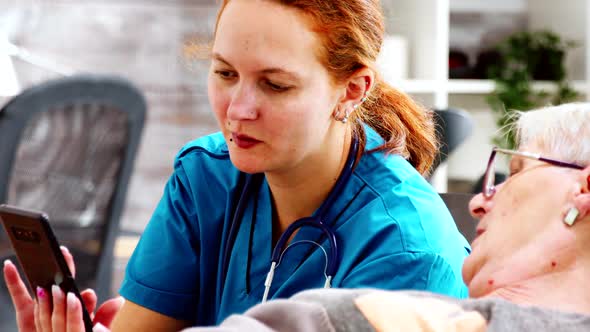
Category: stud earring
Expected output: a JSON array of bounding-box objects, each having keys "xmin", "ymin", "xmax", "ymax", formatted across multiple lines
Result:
[{"xmin": 564, "ymin": 207, "xmax": 579, "ymax": 226}]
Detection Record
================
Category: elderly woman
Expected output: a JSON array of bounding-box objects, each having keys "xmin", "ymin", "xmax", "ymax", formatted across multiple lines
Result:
[{"xmin": 5, "ymin": 103, "xmax": 590, "ymax": 331}]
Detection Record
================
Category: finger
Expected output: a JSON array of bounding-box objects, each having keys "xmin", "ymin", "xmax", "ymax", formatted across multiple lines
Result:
[
  {"xmin": 34, "ymin": 302, "xmax": 42, "ymax": 332},
  {"xmin": 3, "ymin": 260, "xmax": 34, "ymax": 311},
  {"xmin": 93, "ymin": 297, "xmax": 124, "ymax": 328},
  {"xmin": 52, "ymin": 285, "xmax": 66, "ymax": 332},
  {"xmin": 37, "ymin": 287, "xmax": 52, "ymax": 332},
  {"xmin": 81, "ymin": 289, "xmax": 97, "ymax": 317},
  {"xmin": 61, "ymin": 246, "xmax": 76, "ymax": 277},
  {"xmin": 66, "ymin": 292, "xmax": 85, "ymax": 332},
  {"xmin": 4, "ymin": 260, "xmax": 37, "ymax": 332}
]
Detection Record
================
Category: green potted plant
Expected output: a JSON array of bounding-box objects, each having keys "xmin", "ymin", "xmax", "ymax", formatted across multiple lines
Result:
[{"xmin": 485, "ymin": 30, "xmax": 579, "ymax": 150}]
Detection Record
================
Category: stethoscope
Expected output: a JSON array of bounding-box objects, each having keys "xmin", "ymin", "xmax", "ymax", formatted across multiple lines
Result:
[{"xmin": 221, "ymin": 135, "xmax": 359, "ymax": 302}]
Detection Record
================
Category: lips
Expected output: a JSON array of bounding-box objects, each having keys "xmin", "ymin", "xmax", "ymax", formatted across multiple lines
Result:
[{"xmin": 231, "ymin": 132, "xmax": 261, "ymax": 149}]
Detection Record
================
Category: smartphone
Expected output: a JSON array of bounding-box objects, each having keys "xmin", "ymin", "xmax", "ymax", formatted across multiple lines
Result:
[{"xmin": 0, "ymin": 204, "xmax": 93, "ymax": 332}]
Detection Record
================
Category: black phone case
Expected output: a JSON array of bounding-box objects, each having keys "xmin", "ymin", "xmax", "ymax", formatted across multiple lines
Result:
[{"xmin": 0, "ymin": 204, "xmax": 93, "ymax": 332}]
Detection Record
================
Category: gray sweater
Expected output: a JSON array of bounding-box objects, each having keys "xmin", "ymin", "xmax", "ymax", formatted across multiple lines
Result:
[{"xmin": 185, "ymin": 289, "xmax": 590, "ymax": 332}]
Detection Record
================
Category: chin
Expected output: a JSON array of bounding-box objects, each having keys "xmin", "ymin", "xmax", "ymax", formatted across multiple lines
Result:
[
  {"xmin": 461, "ymin": 254, "xmax": 478, "ymax": 288},
  {"xmin": 228, "ymin": 152, "xmax": 267, "ymax": 174},
  {"xmin": 463, "ymin": 254, "xmax": 502, "ymax": 299}
]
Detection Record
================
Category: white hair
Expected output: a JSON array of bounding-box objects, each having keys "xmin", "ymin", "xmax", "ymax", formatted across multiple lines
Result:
[{"xmin": 516, "ymin": 102, "xmax": 590, "ymax": 166}]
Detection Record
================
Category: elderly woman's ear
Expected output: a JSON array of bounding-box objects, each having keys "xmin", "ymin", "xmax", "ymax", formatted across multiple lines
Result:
[{"xmin": 570, "ymin": 167, "xmax": 590, "ymax": 225}]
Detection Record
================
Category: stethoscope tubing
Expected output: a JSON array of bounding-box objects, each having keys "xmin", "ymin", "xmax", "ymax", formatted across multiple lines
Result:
[
  {"xmin": 221, "ymin": 135, "xmax": 359, "ymax": 298},
  {"xmin": 220, "ymin": 172, "xmax": 262, "ymax": 287},
  {"xmin": 270, "ymin": 217, "xmax": 338, "ymax": 276},
  {"xmin": 268, "ymin": 137, "xmax": 359, "ymax": 276}
]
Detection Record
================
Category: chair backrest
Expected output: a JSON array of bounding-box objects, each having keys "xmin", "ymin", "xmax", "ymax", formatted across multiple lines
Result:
[
  {"xmin": 439, "ymin": 192, "xmax": 477, "ymax": 243},
  {"xmin": 432, "ymin": 108, "xmax": 474, "ymax": 172},
  {"xmin": 0, "ymin": 74, "xmax": 146, "ymax": 302},
  {"xmin": 471, "ymin": 171, "xmax": 507, "ymax": 195}
]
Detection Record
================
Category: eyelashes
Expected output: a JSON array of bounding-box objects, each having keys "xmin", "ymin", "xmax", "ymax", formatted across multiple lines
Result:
[
  {"xmin": 214, "ymin": 70, "xmax": 237, "ymax": 79},
  {"xmin": 264, "ymin": 80, "xmax": 291, "ymax": 92},
  {"xmin": 213, "ymin": 70, "xmax": 293, "ymax": 93}
]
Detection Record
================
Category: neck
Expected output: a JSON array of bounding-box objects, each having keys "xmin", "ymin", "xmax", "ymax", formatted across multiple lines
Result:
[
  {"xmin": 266, "ymin": 127, "xmax": 352, "ymax": 237},
  {"xmin": 473, "ymin": 218, "xmax": 590, "ymax": 315},
  {"xmin": 484, "ymin": 257, "xmax": 590, "ymax": 315}
]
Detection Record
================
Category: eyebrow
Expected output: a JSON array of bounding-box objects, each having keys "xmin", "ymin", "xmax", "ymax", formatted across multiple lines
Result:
[
  {"xmin": 211, "ymin": 53, "xmax": 302, "ymax": 81},
  {"xmin": 211, "ymin": 53, "xmax": 231, "ymax": 66}
]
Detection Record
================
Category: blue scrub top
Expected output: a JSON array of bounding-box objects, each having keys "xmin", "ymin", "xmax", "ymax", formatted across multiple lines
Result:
[{"xmin": 120, "ymin": 126, "xmax": 471, "ymax": 326}]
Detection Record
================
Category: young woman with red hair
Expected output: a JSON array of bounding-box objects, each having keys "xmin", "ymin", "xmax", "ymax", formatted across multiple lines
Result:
[{"xmin": 5, "ymin": 1, "xmax": 469, "ymax": 330}]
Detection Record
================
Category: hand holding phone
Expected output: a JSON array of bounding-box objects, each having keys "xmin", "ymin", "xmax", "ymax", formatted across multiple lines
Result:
[{"xmin": 0, "ymin": 204, "xmax": 94, "ymax": 332}]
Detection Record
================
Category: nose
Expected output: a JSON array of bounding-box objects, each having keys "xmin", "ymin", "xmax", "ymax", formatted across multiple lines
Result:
[
  {"xmin": 227, "ymin": 83, "xmax": 259, "ymax": 122},
  {"xmin": 469, "ymin": 191, "xmax": 493, "ymax": 220}
]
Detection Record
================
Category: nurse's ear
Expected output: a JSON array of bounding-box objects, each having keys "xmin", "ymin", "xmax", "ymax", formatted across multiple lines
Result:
[
  {"xmin": 570, "ymin": 166, "xmax": 590, "ymax": 224},
  {"xmin": 337, "ymin": 67, "xmax": 374, "ymax": 115}
]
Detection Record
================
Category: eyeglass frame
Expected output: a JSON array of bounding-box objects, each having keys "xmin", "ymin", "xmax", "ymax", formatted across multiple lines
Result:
[{"xmin": 482, "ymin": 147, "xmax": 585, "ymax": 198}]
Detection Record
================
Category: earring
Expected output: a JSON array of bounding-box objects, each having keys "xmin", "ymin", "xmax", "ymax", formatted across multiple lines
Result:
[
  {"xmin": 338, "ymin": 103, "xmax": 362, "ymax": 123},
  {"xmin": 334, "ymin": 96, "xmax": 366, "ymax": 123},
  {"xmin": 333, "ymin": 107, "xmax": 342, "ymax": 122},
  {"xmin": 341, "ymin": 109, "xmax": 351, "ymax": 123},
  {"xmin": 564, "ymin": 207, "xmax": 579, "ymax": 226},
  {"xmin": 334, "ymin": 106, "xmax": 351, "ymax": 123}
]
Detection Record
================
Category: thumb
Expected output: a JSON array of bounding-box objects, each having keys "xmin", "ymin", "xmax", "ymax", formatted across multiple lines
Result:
[
  {"xmin": 94, "ymin": 297, "xmax": 124, "ymax": 328},
  {"xmin": 81, "ymin": 288, "xmax": 97, "ymax": 315}
]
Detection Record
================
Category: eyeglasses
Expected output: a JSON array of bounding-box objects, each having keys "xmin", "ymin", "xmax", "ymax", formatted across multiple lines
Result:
[{"xmin": 482, "ymin": 147, "xmax": 584, "ymax": 198}]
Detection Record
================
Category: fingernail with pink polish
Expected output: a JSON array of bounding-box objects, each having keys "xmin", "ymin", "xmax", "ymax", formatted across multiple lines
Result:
[
  {"xmin": 36, "ymin": 287, "xmax": 46, "ymax": 299},
  {"xmin": 3, "ymin": 259, "xmax": 11, "ymax": 267}
]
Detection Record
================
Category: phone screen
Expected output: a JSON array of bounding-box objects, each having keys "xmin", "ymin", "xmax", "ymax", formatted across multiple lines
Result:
[{"xmin": 0, "ymin": 204, "xmax": 93, "ymax": 332}]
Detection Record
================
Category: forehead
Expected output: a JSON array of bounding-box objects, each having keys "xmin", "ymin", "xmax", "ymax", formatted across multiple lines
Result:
[{"xmin": 214, "ymin": 0, "xmax": 322, "ymax": 73}]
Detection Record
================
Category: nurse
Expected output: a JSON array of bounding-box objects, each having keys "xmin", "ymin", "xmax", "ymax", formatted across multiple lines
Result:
[{"xmin": 5, "ymin": 0, "xmax": 470, "ymax": 331}]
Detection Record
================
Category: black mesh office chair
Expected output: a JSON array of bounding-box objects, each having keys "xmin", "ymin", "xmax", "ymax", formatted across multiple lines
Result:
[
  {"xmin": 431, "ymin": 108, "xmax": 474, "ymax": 173},
  {"xmin": 439, "ymin": 192, "xmax": 477, "ymax": 243},
  {"xmin": 0, "ymin": 75, "xmax": 146, "ymax": 329},
  {"xmin": 431, "ymin": 109, "xmax": 476, "ymax": 242}
]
